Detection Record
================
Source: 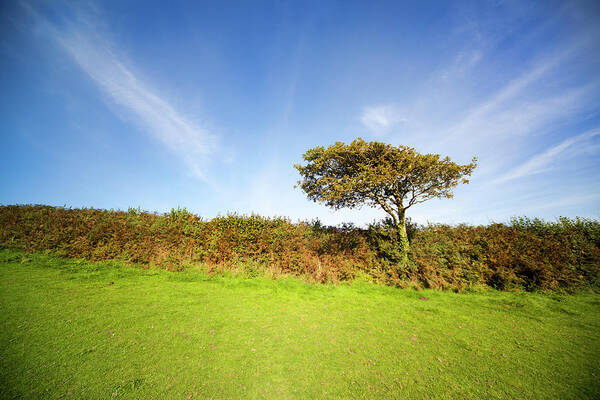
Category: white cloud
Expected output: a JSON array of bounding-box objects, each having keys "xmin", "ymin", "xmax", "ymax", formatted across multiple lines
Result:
[
  {"xmin": 34, "ymin": 5, "xmax": 218, "ymax": 178},
  {"xmin": 494, "ymin": 128, "xmax": 600, "ymax": 184},
  {"xmin": 360, "ymin": 104, "xmax": 405, "ymax": 135},
  {"xmin": 359, "ymin": 37, "xmax": 599, "ymax": 173},
  {"xmin": 358, "ymin": 46, "xmax": 583, "ymax": 148},
  {"xmin": 444, "ymin": 52, "xmax": 567, "ymax": 143},
  {"xmin": 439, "ymin": 28, "xmax": 599, "ymax": 146},
  {"xmin": 439, "ymin": 49, "xmax": 482, "ymax": 82},
  {"xmin": 446, "ymin": 81, "xmax": 600, "ymax": 163}
]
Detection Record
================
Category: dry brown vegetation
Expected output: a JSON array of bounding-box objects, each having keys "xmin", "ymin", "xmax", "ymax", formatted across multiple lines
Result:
[{"xmin": 1, "ymin": 205, "xmax": 598, "ymax": 291}]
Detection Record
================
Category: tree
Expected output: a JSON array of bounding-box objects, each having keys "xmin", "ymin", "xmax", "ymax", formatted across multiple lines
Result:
[{"xmin": 294, "ymin": 138, "xmax": 477, "ymax": 266}]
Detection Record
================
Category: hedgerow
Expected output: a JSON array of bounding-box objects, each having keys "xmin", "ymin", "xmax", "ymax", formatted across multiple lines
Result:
[{"xmin": 0, "ymin": 205, "xmax": 598, "ymax": 291}]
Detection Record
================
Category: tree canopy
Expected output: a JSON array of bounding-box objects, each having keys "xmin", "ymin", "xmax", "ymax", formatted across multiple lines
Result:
[{"xmin": 294, "ymin": 138, "xmax": 477, "ymax": 235}]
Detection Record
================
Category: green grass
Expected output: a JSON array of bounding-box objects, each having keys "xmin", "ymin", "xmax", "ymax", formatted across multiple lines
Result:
[{"xmin": 1, "ymin": 250, "xmax": 599, "ymax": 399}]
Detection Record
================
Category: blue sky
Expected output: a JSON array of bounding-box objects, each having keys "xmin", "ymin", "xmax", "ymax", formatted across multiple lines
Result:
[{"xmin": 1, "ymin": 0, "xmax": 599, "ymax": 225}]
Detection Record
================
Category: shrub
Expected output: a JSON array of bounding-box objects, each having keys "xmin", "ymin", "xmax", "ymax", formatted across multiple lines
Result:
[{"xmin": 0, "ymin": 205, "xmax": 598, "ymax": 291}]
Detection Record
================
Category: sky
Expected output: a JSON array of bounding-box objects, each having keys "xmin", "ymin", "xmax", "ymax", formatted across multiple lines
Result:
[{"xmin": 1, "ymin": 0, "xmax": 599, "ymax": 226}]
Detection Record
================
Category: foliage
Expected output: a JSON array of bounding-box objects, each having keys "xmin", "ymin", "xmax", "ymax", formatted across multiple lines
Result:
[
  {"xmin": 294, "ymin": 138, "xmax": 476, "ymax": 219},
  {"xmin": 0, "ymin": 205, "xmax": 375, "ymax": 283},
  {"xmin": 1, "ymin": 249, "xmax": 599, "ymax": 399},
  {"xmin": 0, "ymin": 205, "xmax": 599, "ymax": 291},
  {"xmin": 409, "ymin": 218, "xmax": 600, "ymax": 292}
]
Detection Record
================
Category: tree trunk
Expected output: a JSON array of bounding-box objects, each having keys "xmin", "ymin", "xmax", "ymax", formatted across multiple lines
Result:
[{"xmin": 397, "ymin": 209, "xmax": 409, "ymax": 268}]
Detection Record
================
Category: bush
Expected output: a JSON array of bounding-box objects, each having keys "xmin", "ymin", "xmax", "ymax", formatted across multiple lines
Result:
[
  {"xmin": 0, "ymin": 205, "xmax": 598, "ymax": 291},
  {"xmin": 409, "ymin": 219, "xmax": 600, "ymax": 291}
]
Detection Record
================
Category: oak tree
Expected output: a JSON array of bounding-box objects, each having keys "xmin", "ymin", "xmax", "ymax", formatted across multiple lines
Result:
[{"xmin": 294, "ymin": 138, "xmax": 477, "ymax": 266}]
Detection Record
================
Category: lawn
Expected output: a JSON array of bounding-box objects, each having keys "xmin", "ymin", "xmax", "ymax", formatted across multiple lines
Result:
[{"xmin": 0, "ymin": 249, "xmax": 599, "ymax": 399}]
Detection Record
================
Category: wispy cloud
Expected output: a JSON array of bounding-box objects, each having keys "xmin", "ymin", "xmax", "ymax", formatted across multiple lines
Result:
[
  {"xmin": 360, "ymin": 104, "xmax": 406, "ymax": 135},
  {"xmin": 449, "ymin": 79, "xmax": 600, "ymax": 159},
  {"xmin": 358, "ymin": 25, "xmax": 599, "ymax": 170},
  {"xmin": 358, "ymin": 47, "xmax": 575, "ymax": 144},
  {"xmin": 494, "ymin": 128, "xmax": 600, "ymax": 184},
  {"xmin": 31, "ymin": 4, "xmax": 217, "ymax": 178},
  {"xmin": 438, "ymin": 49, "xmax": 482, "ymax": 82},
  {"xmin": 443, "ymin": 48, "xmax": 577, "ymax": 143}
]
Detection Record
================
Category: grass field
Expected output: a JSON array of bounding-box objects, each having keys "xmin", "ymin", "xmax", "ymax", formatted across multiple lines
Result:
[{"xmin": 0, "ymin": 249, "xmax": 599, "ymax": 399}]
